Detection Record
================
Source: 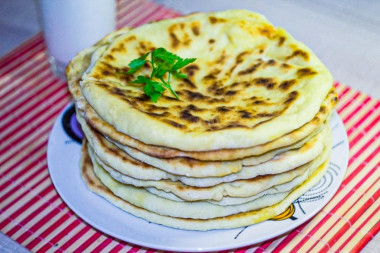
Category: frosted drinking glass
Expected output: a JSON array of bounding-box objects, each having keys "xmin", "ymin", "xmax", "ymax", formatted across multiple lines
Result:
[{"xmin": 38, "ymin": 0, "xmax": 116, "ymax": 78}]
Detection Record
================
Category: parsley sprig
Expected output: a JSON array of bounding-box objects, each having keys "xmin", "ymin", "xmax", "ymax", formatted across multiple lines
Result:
[{"xmin": 124, "ymin": 48, "xmax": 196, "ymax": 102}]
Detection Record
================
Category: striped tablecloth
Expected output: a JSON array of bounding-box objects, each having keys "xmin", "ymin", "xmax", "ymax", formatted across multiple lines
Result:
[{"xmin": 0, "ymin": 0, "xmax": 379, "ymax": 252}]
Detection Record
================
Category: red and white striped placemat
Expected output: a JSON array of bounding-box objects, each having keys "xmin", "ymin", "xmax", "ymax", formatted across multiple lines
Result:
[{"xmin": 0, "ymin": 0, "xmax": 379, "ymax": 252}]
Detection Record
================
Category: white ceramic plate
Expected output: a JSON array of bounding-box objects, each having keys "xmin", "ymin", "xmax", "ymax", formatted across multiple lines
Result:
[{"xmin": 47, "ymin": 104, "xmax": 348, "ymax": 252}]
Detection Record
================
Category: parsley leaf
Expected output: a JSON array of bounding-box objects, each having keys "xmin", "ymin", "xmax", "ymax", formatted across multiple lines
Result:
[
  {"xmin": 121, "ymin": 48, "xmax": 196, "ymax": 102},
  {"xmin": 171, "ymin": 69, "xmax": 188, "ymax": 79},
  {"xmin": 130, "ymin": 75, "xmax": 151, "ymax": 84},
  {"xmin": 172, "ymin": 58, "xmax": 196, "ymax": 70},
  {"xmin": 143, "ymin": 80, "xmax": 165, "ymax": 103},
  {"xmin": 127, "ymin": 52, "xmax": 149, "ymax": 74},
  {"xmin": 153, "ymin": 48, "xmax": 181, "ymax": 61}
]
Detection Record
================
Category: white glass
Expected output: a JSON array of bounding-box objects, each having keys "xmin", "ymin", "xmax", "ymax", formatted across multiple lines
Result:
[{"xmin": 38, "ymin": 0, "xmax": 116, "ymax": 78}]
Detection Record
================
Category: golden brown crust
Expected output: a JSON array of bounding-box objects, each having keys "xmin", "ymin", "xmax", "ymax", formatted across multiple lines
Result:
[
  {"xmin": 77, "ymin": 10, "xmax": 334, "ymax": 151},
  {"xmin": 84, "ymin": 88, "xmax": 337, "ymax": 160}
]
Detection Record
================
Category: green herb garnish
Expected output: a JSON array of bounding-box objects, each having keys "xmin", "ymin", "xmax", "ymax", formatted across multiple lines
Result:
[{"xmin": 123, "ymin": 48, "xmax": 196, "ymax": 102}]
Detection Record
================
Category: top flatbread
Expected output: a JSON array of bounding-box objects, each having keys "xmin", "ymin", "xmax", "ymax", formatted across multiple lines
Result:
[
  {"xmin": 84, "ymin": 90, "xmax": 336, "ymax": 160},
  {"xmin": 79, "ymin": 9, "xmax": 333, "ymax": 151}
]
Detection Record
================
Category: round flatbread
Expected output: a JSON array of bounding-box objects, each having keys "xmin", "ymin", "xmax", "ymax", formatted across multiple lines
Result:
[
  {"xmin": 83, "ymin": 89, "xmax": 336, "ymax": 160},
  {"xmin": 81, "ymin": 139, "xmax": 331, "ymax": 230},
  {"xmin": 79, "ymin": 112, "xmax": 329, "ymax": 184},
  {"xmin": 89, "ymin": 132, "xmax": 331, "ymax": 201},
  {"xmin": 80, "ymin": 10, "xmax": 334, "ymax": 151}
]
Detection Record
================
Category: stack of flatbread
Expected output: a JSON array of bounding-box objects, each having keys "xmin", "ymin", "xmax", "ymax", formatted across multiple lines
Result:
[{"xmin": 66, "ymin": 10, "xmax": 338, "ymax": 231}]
